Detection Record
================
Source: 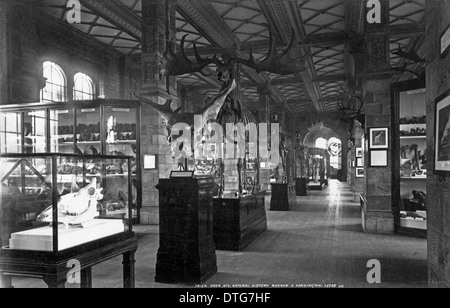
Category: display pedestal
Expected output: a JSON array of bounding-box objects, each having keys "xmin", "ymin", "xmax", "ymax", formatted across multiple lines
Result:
[
  {"xmin": 270, "ymin": 183, "xmax": 296, "ymax": 211},
  {"xmin": 0, "ymin": 232, "xmax": 138, "ymax": 288},
  {"xmin": 295, "ymin": 178, "xmax": 309, "ymax": 196},
  {"xmin": 155, "ymin": 176, "xmax": 217, "ymax": 285},
  {"xmin": 213, "ymin": 192, "xmax": 267, "ymax": 251}
]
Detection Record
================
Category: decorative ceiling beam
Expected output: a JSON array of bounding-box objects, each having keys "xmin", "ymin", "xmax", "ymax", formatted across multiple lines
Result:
[
  {"xmin": 182, "ymin": 23, "xmax": 425, "ymax": 57},
  {"xmin": 258, "ymin": 0, "xmax": 324, "ymax": 113},
  {"xmin": 188, "ymin": 73, "xmax": 349, "ymax": 92},
  {"xmin": 177, "ymin": 0, "xmax": 286, "ymax": 106},
  {"xmin": 78, "ymin": 0, "xmax": 142, "ymax": 40},
  {"xmin": 287, "ymin": 95, "xmax": 346, "ymax": 105}
]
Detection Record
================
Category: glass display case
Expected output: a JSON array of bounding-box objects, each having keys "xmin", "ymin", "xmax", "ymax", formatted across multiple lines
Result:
[
  {"xmin": 0, "ymin": 111, "xmax": 22, "ymax": 154},
  {"xmin": 190, "ymin": 128, "xmax": 261, "ymax": 197},
  {"xmin": 0, "ymin": 100, "xmax": 141, "ymax": 222},
  {"xmin": 242, "ymin": 140, "xmax": 260, "ymax": 194},
  {"xmin": 307, "ymin": 148, "xmax": 330, "ymax": 190},
  {"xmin": 398, "ymin": 88, "xmax": 427, "ymax": 231},
  {"xmin": 0, "ymin": 153, "xmax": 134, "ymax": 252}
]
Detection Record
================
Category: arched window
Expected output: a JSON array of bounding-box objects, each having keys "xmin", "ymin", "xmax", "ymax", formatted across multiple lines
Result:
[
  {"xmin": 328, "ymin": 138, "xmax": 342, "ymax": 170},
  {"xmin": 73, "ymin": 73, "xmax": 95, "ymax": 101},
  {"xmin": 315, "ymin": 138, "xmax": 328, "ymax": 150},
  {"xmin": 40, "ymin": 61, "xmax": 67, "ymax": 102}
]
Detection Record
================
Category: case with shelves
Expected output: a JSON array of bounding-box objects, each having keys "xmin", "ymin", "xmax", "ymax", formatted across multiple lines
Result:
[
  {"xmin": 0, "ymin": 100, "xmax": 142, "ymax": 223},
  {"xmin": 393, "ymin": 83, "xmax": 427, "ymax": 233}
]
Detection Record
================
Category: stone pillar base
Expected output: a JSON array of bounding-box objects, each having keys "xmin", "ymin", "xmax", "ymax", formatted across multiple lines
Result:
[
  {"xmin": 140, "ymin": 206, "xmax": 160, "ymax": 225},
  {"xmin": 362, "ymin": 208, "xmax": 395, "ymax": 234},
  {"xmin": 353, "ymin": 192, "xmax": 363, "ymax": 203}
]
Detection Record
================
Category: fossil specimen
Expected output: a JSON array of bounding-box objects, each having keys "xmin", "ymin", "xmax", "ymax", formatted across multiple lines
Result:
[{"xmin": 37, "ymin": 178, "xmax": 104, "ymax": 228}]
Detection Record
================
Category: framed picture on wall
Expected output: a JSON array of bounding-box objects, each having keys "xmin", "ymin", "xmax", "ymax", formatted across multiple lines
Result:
[
  {"xmin": 369, "ymin": 127, "xmax": 389, "ymax": 149},
  {"xmin": 441, "ymin": 24, "xmax": 450, "ymax": 58},
  {"xmin": 356, "ymin": 147, "xmax": 363, "ymax": 158},
  {"xmin": 434, "ymin": 90, "xmax": 450, "ymax": 175},
  {"xmin": 370, "ymin": 150, "xmax": 388, "ymax": 167},
  {"xmin": 356, "ymin": 168, "xmax": 365, "ymax": 178},
  {"xmin": 356, "ymin": 157, "xmax": 363, "ymax": 167}
]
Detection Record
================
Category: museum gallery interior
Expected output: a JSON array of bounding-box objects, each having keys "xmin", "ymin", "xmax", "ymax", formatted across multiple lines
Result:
[{"xmin": 1, "ymin": 0, "xmax": 450, "ymax": 289}]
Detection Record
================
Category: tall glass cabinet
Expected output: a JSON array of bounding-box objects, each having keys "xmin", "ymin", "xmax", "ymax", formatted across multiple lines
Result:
[{"xmin": 0, "ymin": 100, "xmax": 142, "ymax": 223}]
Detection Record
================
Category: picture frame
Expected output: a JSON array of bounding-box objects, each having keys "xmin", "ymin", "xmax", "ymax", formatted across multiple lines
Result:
[
  {"xmin": 434, "ymin": 90, "xmax": 450, "ymax": 175},
  {"xmin": 369, "ymin": 127, "xmax": 389, "ymax": 149},
  {"xmin": 441, "ymin": 24, "xmax": 450, "ymax": 58},
  {"xmin": 356, "ymin": 157, "xmax": 363, "ymax": 167},
  {"xmin": 144, "ymin": 154, "xmax": 157, "ymax": 170},
  {"xmin": 356, "ymin": 147, "xmax": 363, "ymax": 158},
  {"xmin": 356, "ymin": 168, "xmax": 365, "ymax": 178},
  {"xmin": 370, "ymin": 150, "xmax": 388, "ymax": 167}
]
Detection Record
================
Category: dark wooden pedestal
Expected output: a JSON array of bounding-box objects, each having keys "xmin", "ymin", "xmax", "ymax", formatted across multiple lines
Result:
[
  {"xmin": 155, "ymin": 177, "xmax": 217, "ymax": 285},
  {"xmin": 0, "ymin": 232, "xmax": 138, "ymax": 288},
  {"xmin": 270, "ymin": 183, "xmax": 297, "ymax": 211},
  {"xmin": 295, "ymin": 178, "xmax": 310, "ymax": 196},
  {"xmin": 213, "ymin": 192, "xmax": 267, "ymax": 251}
]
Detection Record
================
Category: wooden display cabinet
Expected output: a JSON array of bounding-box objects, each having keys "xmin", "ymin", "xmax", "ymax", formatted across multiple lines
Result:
[
  {"xmin": 213, "ymin": 191, "xmax": 267, "ymax": 251},
  {"xmin": 392, "ymin": 80, "xmax": 427, "ymax": 235}
]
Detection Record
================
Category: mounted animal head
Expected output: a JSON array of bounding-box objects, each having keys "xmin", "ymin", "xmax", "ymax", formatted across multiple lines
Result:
[
  {"xmin": 236, "ymin": 28, "xmax": 308, "ymax": 75},
  {"xmin": 337, "ymin": 86, "xmax": 366, "ymax": 136},
  {"xmin": 161, "ymin": 34, "xmax": 224, "ymax": 77},
  {"xmin": 131, "ymin": 80, "xmax": 237, "ymax": 158}
]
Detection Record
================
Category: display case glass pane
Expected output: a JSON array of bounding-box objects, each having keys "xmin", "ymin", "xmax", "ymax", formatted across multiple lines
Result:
[
  {"xmin": 76, "ymin": 107, "xmax": 101, "ymax": 155},
  {"xmin": 104, "ymin": 107, "xmax": 138, "ymax": 218},
  {"xmin": 1, "ymin": 154, "xmax": 130, "ymax": 252},
  {"xmin": 49, "ymin": 108, "xmax": 75, "ymax": 154},
  {"xmin": 399, "ymin": 89, "xmax": 427, "ymax": 230},
  {"xmin": 0, "ymin": 112, "xmax": 22, "ymax": 154},
  {"xmin": 0, "ymin": 156, "xmax": 52, "ymax": 247},
  {"xmin": 24, "ymin": 111, "xmax": 47, "ymax": 153}
]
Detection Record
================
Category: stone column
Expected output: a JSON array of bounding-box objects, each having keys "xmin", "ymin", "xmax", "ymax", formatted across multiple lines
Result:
[
  {"xmin": 139, "ymin": 0, "xmax": 178, "ymax": 225},
  {"xmin": 258, "ymin": 86, "xmax": 271, "ymax": 191},
  {"xmin": 0, "ymin": 0, "xmax": 9, "ymax": 105},
  {"xmin": 338, "ymin": 132, "xmax": 348, "ymax": 182},
  {"xmin": 362, "ymin": 0, "xmax": 395, "ymax": 234},
  {"xmin": 426, "ymin": 0, "xmax": 450, "ymax": 288}
]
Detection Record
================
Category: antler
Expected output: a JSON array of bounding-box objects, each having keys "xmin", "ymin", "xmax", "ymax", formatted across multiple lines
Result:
[
  {"xmin": 393, "ymin": 44, "xmax": 425, "ymax": 64},
  {"xmin": 130, "ymin": 93, "xmax": 179, "ymax": 126},
  {"xmin": 161, "ymin": 34, "xmax": 224, "ymax": 77},
  {"xmin": 338, "ymin": 86, "xmax": 366, "ymax": 137},
  {"xmin": 237, "ymin": 28, "xmax": 307, "ymax": 75},
  {"xmin": 337, "ymin": 86, "xmax": 365, "ymax": 117}
]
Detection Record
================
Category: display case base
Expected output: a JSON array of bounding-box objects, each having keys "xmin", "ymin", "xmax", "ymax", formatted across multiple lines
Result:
[
  {"xmin": 155, "ymin": 177, "xmax": 217, "ymax": 285},
  {"xmin": 9, "ymin": 219, "xmax": 125, "ymax": 252},
  {"xmin": 213, "ymin": 192, "xmax": 267, "ymax": 251},
  {"xmin": 270, "ymin": 184, "xmax": 297, "ymax": 211},
  {"xmin": 295, "ymin": 178, "xmax": 310, "ymax": 196},
  {"xmin": 0, "ymin": 231, "xmax": 138, "ymax": 288}
]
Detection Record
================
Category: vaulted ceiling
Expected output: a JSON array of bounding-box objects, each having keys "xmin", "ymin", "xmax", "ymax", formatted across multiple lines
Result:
[{"xmin": 38, "ymin": 0, "xmax": 426, "ymax": 115}]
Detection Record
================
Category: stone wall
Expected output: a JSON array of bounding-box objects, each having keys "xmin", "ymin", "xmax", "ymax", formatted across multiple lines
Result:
[
  {"xmin": 2, "ymin": 2, "xmax": 126, "ymax": 104},
  {"xmin": 426, "ymin": 0, "xmax": 450, "ymax": 288},
  {"xmin": 363, "ymin": 78, "xmax": 395, "ymax": 234},
  {"xmin": 139, "ymin": 105, "xmax": 177, "ymax": 225}
]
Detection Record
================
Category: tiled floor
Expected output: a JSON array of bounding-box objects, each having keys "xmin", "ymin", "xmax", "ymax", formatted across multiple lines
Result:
[{"xmin": 11, "ymin": 180, "xmax": 428, "ymax": 288}]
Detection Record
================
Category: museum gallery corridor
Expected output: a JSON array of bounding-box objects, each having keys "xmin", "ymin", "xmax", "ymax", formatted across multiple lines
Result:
[{"xmin": 11, "ymin": 180, "xmax": 427, "ymax": 289}]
